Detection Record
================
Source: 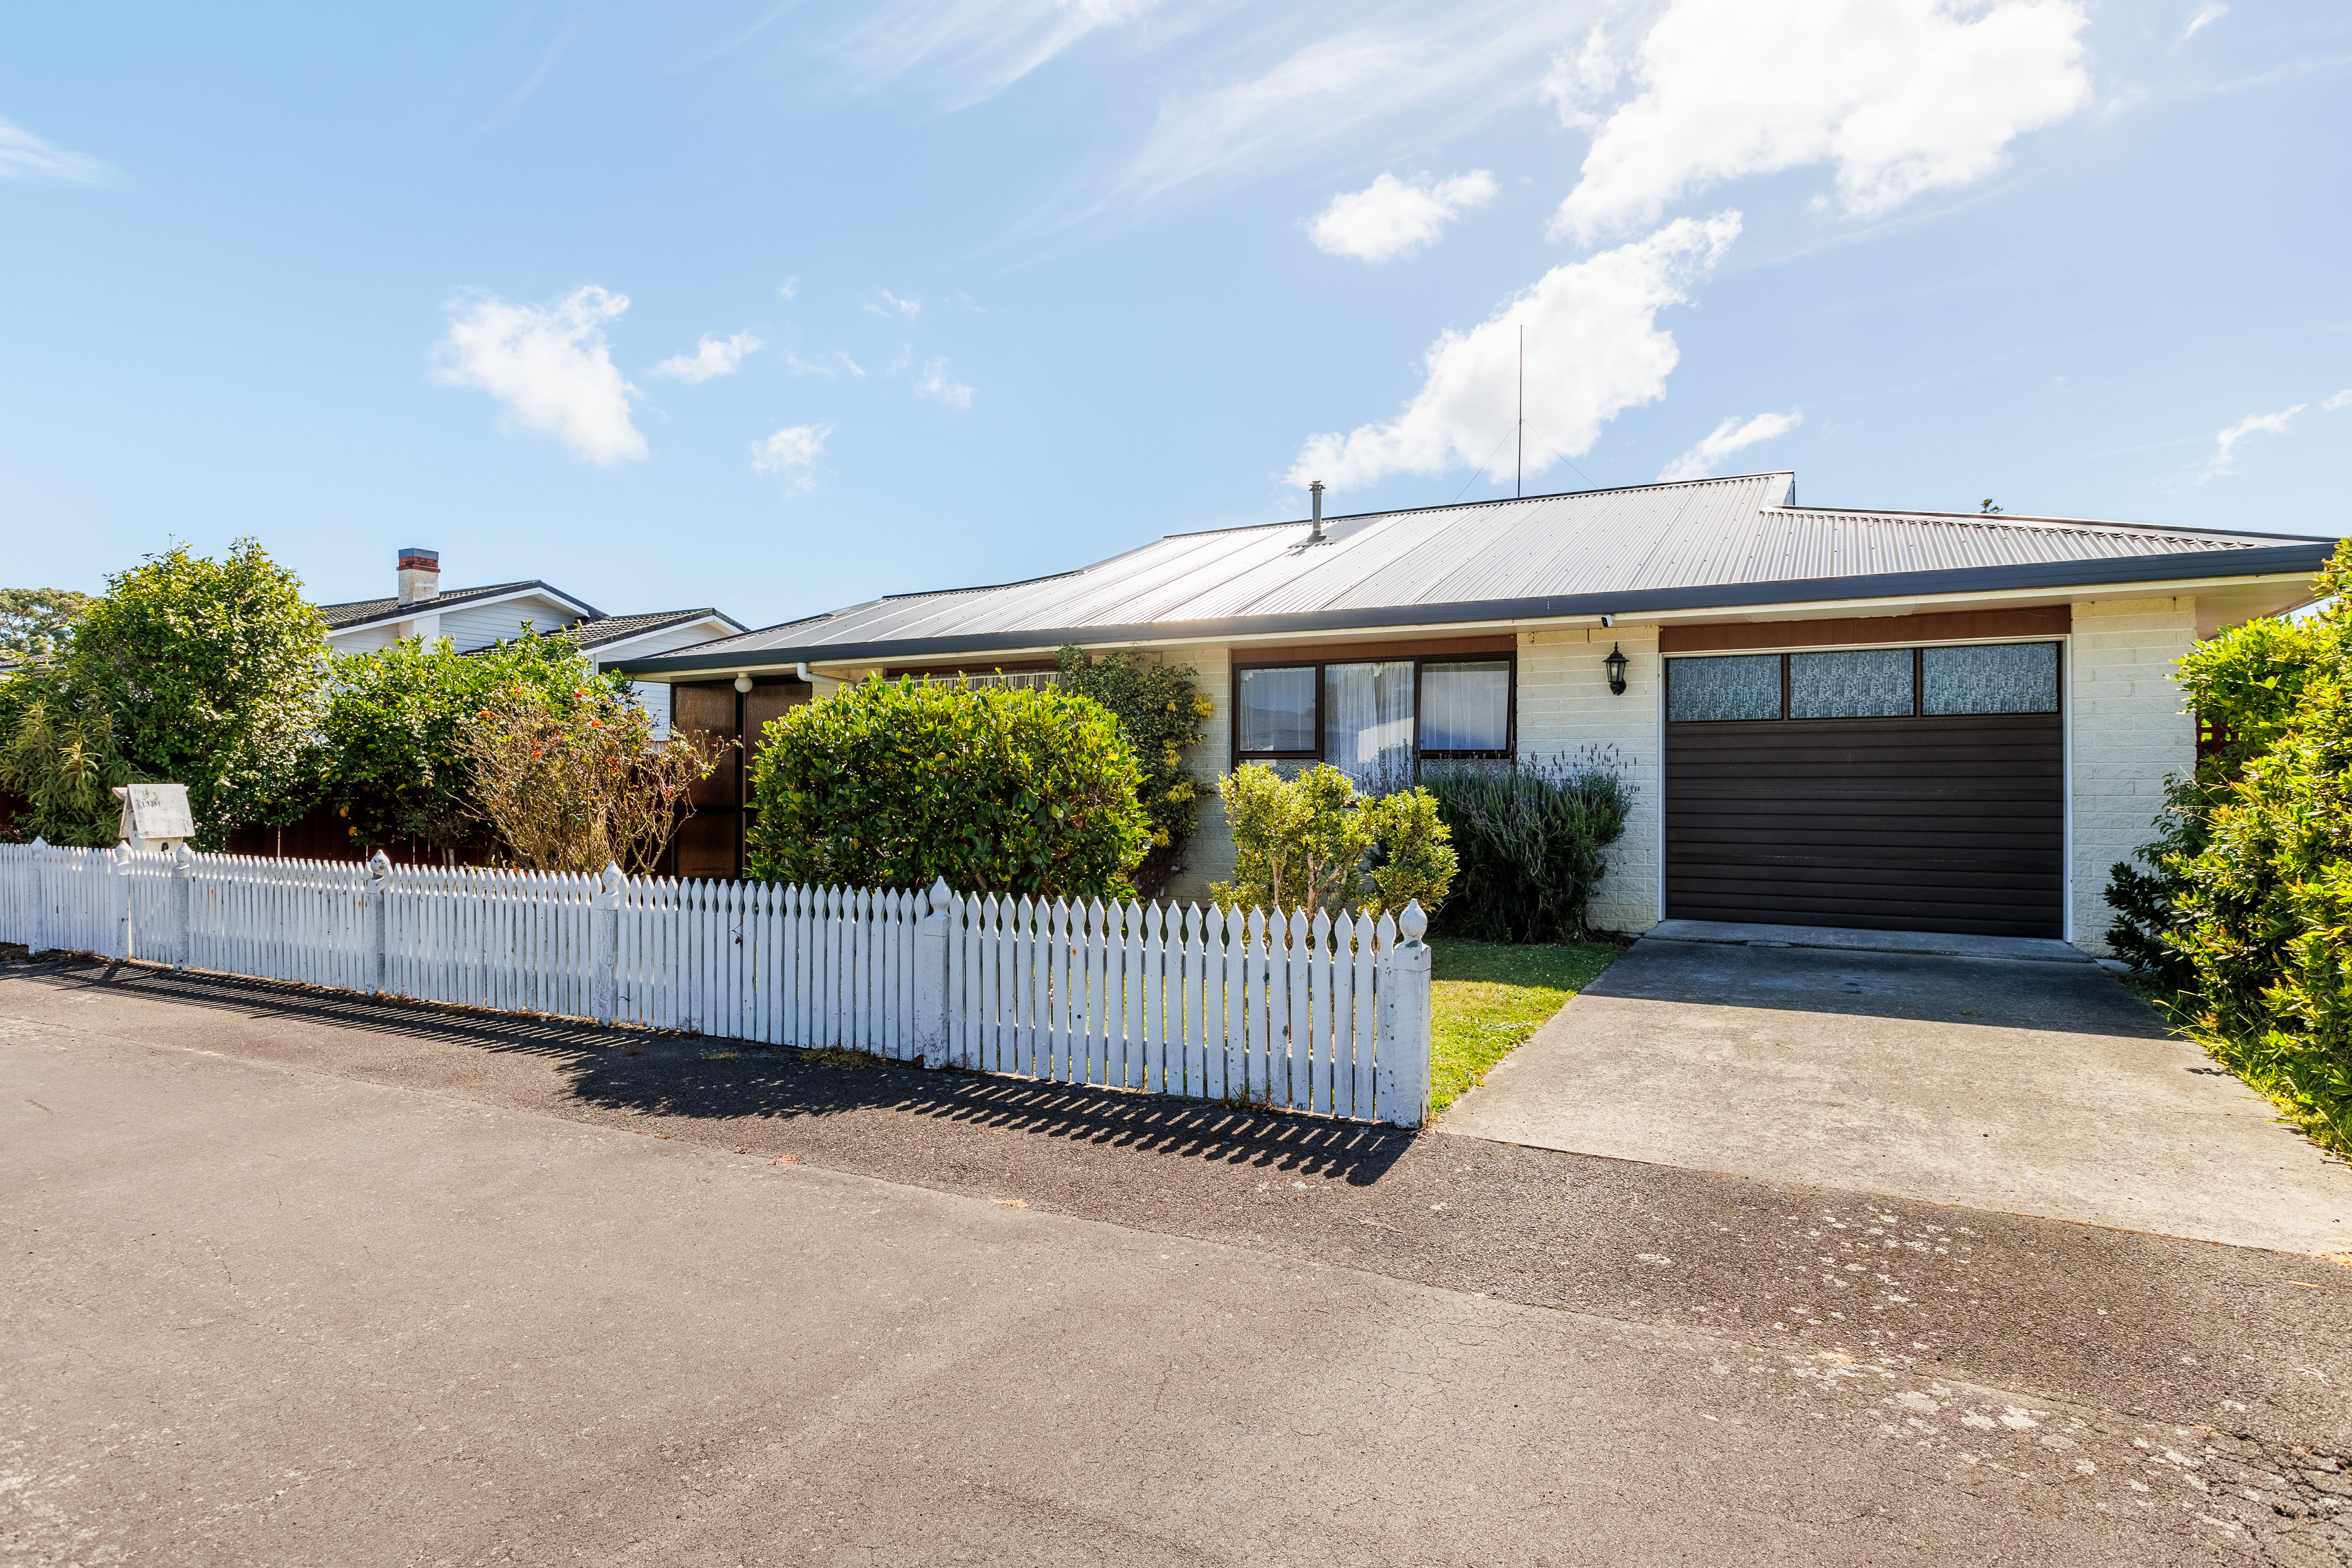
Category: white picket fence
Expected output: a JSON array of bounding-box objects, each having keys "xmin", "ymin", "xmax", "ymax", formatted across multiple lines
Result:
[{"xmin": 0, "ymin": 841, "xmax": 1432, "ymax": 1125}]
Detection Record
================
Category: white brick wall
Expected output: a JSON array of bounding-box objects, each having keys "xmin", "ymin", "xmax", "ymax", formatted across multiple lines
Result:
[
  {"xmin": 2069, "ymin": 596, "xmax": 2197, "ymax": 956},
  {"xmin": 1150, "ymin": 643, "xmax": 1230, "ymax": 907},
  {"xmin": 1514, "ymin": 627, "xmax": 1663, "ymax": 933}
]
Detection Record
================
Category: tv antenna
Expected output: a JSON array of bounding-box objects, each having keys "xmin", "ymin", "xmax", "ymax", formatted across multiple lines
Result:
[{"xmin": 1516, "ymin": 325, "xmax": 1524, "ymax": 500}]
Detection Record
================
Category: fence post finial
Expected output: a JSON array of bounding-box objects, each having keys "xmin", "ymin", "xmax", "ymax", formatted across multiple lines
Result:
[
  {"xmin": 1400, "ymin": 898, "xmax": 1428, "ymax": 944},
  {"xmin": 916, "ymin": 879, "xmax": 955, "ymax": 1069}
]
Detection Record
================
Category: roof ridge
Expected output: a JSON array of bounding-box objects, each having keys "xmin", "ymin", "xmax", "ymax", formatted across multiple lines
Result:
[
  {"xmin": 1158, "ymin": 470, "xmax": 1789, "ymax": 542},
  {"xmin": 1767, "ymin": 503, "xmax": 2315, "ymax": 543}
]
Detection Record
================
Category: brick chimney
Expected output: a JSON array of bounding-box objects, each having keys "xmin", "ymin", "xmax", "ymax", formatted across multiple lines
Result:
[{"xmin": 397, "ymin": 547, "xmax": 440, "ymax": 606}]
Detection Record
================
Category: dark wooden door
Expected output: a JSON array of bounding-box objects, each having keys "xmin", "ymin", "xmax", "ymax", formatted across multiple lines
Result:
[{"xmin": 1664, "ymin": 711, "xmax": 2064, "ymax": 937}]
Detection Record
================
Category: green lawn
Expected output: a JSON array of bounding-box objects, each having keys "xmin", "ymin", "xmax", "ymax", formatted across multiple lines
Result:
[{"xmin": 1428, "ymin": 938, "xmax": 1624, "ymax": 1115}]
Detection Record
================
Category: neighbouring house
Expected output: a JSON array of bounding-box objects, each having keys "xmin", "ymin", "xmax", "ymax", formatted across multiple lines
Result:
[
  {"xmin": 319, "ymin": 548, "xmax": 744, "ymax": 735},
  {"xmin": 611, "ymin": 473, "xmax": 2338, "ymax": 954}
]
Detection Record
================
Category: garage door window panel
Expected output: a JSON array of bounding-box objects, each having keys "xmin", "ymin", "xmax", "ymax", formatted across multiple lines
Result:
[
  {"xmin": 1667, "ymin": 653, "xmax": 1783, "ymax": 722},
  {"xmin": 1788, "ymin": 648, "xmax": 1916, "ymax": 719},
  {"xmin": 1923, "ymin": 642, "xmax": 2059, "ymax": 715}
]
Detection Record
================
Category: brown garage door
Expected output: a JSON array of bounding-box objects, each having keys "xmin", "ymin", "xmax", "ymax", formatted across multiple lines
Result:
[{"xmin": 1663, "ymin": 642, "xmax": 2064, "ymax": 938}]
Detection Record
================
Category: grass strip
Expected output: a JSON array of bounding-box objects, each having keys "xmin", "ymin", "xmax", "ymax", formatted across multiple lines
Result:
[{"xmin": 1428, "ymin": 938, "xmax": 1623, "ymax": 1115}]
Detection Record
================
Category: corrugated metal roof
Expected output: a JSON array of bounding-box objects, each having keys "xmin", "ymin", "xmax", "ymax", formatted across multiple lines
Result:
[{"xmin": 623, "ymin": 472, "xmax": 2336, "ymax": 671}]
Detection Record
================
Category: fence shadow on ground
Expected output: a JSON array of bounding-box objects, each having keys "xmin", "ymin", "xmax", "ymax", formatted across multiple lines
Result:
[{"xmin": 5, "ymin": 955, "xmax": 1416, "ymax": 1185}]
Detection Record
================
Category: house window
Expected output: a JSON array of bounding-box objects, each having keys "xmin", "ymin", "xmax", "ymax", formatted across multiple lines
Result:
[{"xmin": 1234, "ymin": 653, "xmax": 1514, "ymax": 788}]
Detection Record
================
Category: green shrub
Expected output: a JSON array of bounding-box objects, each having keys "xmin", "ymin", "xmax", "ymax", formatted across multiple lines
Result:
[
  {"xmin": 1421, "ymin": 750, "xmax": 1633, "ymax": 942},
  {"xmin": 744, "ymin": 676, "xmax": 1150, "ymax": 899},
  {"xmin": 0, "ymin": 588, "xmax": 95, "ymax": 664},
  {"xmin": 2106, "ymin": 539, "xmax": 2352, "ymax": 1153},
  {"xmin": 1207, "ymin": 762, "xmax": 1455, "ymax": 919},
  {"xmin": 1054, "ymin": 645, "xmax": 1213, "ymax": 898}
]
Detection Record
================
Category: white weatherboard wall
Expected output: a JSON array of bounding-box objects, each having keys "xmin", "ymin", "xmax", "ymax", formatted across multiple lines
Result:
[
  {"xmin": 2069, "ymin": 596, "xmax": 2197, "ymax": 956},
  {"xmin": 1516, "ymin": 626, "xmax": 1663, "ymax": 934}
]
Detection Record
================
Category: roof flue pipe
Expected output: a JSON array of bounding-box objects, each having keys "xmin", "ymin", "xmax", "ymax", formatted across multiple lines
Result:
[{"xmin": 1308, "ymin": 480, "xmax": 1325, "ymax": 543}]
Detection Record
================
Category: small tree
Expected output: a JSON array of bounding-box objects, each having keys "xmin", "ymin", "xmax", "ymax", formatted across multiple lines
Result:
[
  {"xmin": 744, "ymin": 676, "xmax": 1150, "ymax": 899},
  {"xmin": 1208, "ymin": 762, "xmax": 1455, "ymax": 919},
  {"xmin": 322, "ymin": 629, "xmax": 610, "ymax": 857},
  {"xmin": 65, "ymin": 540, "xmax": 329, "ymax": 849},
  {"xmin": 1054, "ymin": 646, "xmax": 1213, "ymax": 897},
  {"xmin": 0, "ymin": 672, "xmax": 134, "ymax": 846},
  {"xmin": 459, "ymin": 682, "xmax": 714, "ymax": 874}
]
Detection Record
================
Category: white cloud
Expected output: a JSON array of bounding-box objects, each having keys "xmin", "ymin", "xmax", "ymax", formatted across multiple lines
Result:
[
  {"xmin": 1540, "ymin": 23, "xmax": 1620, "ymax": 131},
  {"xmin": 2324, "ymin": 389, "xmax": 2352, "ymax": 412},
  {"xmin": 786, "ymin": 349, "xmax": 868, "ymax": 378},
  {"xmin": 0, "ymin": 116, "xmax": 114, "ymax": 183},
  {"xmin": 2180, "ymin": 2, "xmax": 2227, "ymax": 42},
  {"xmin": 2198, "ymin": 405, "xmax": 2305, "ymax": 483},
  {"xmin": 1308, "ymin": 170, "xmax": 1498, "ymax": 262},
  {"xmin": 914, "ymin": 360, "xmax": 974, "ymax": 409},
  {"xmin": 816, "ymin": 0, "xmax": 1157, "ymax": 108},
  {"xmin": 1553, "ymin": 0, "xmax": 2092, "ymax": 245},
  {"xmin": 1103, "ymin": 6, "xmax": 1584, "ymax": 216},
  {"xmin": 654, "ymin": 330, "xmax": 762, "ymax": 383},
  {"xmin": 1658, "ymin": 410, "xmax": 1803, "ymax": 482},
  {"xmin": 1287, "ymin": 212, "xmax": 1741, "ymax": 492},
  {"xmin": 753, "ymin": 423, "xmax": 831, "ymax": 478},
  {"xmin": 433, "ymin": 285, "xmax": 647, "ymax": 465},
  {"xmin": 778, "ymin": 276, "xmax": 799, "ymax": 300},
  {"xmin": 870, "ymin": 290, "xmax": 922, "ymax": 318}
]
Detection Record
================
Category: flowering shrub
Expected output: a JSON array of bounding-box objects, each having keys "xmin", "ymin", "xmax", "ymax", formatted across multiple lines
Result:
[
  {"xmin": 460, "ymin": 683, "xmax": 715, "ymax": 874},
  {"xmin": 744, "ymin": 676, "xmax": 1150, "ymax": 898}
]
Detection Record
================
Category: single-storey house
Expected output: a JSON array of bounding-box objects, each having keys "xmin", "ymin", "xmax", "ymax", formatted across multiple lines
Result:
[
  {"xmin": 319, "ymin": 548, "xmax": 744, "ymax": 734},
  {"xmin": 612, "ymin": 473, "xmax": 2337, "ymax": 954}
]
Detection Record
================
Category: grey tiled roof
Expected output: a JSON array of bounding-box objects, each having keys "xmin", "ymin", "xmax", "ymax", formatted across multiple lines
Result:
[{"xmin": 568, "ymin": 609, "xmax": 742, "ymax": 651}]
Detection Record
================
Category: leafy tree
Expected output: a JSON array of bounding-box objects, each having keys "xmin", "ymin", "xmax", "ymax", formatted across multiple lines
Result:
[
  {"xmin": 320, "ymin": 630, "xmax": 619, "ymax": 856},
  {"xmin": 1208, "ymin": 762, "xmax": 1455, "ymax": 919},
  {"xmin": 744, "ymin": 676, "xmax": 1150, "ymax": 899},
  {"xmin": 1054, "ymin": 645, "xmax": 1213, "ymax": 896},
  {"xmin": 64, "ymin": 540, "xmax": 328, "ymax": 849},
  {"xmin": 0, "ymin": 588, "xmax": 95, "ymax": 664}
]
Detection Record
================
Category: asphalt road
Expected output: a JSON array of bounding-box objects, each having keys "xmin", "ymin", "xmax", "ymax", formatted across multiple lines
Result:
[{"xmin": 6, "ymin": 957, "xmax": 2351, "ymax": 1566}]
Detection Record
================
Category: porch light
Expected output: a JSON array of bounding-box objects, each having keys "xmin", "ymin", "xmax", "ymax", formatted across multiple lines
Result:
[
  {"xmin": 735, "ymin": 673, "xmax": 754, "ymax": 693},
  {"xmin": 1604, "ymin": 643, "xmax": 1628, "ymax": 695}
]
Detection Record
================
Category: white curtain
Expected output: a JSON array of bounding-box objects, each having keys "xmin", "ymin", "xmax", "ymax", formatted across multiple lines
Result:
[
  {"xmin": 1323, "ymin": 662, "xmax": 1416, "ymax": 792},
  {"xmin": 1419, "ymin": 661, "xmax": 1510, "ymax": 751}
]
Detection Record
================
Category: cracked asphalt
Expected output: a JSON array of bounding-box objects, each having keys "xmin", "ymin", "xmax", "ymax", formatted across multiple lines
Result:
[{"xmin": 6, "ymin": 954, "xmax": 2350, "ymax": 1565}]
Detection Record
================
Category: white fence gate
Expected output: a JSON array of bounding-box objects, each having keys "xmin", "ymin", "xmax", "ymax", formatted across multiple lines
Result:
[{"xmin": 0, "ymin": 841, "xmax": 1432, "ymax": 1126}]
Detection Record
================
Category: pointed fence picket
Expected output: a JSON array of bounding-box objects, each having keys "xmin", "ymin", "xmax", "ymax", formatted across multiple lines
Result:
[{"xmin": 0, "ymin": 846, "xmax": 1430, "ymax": 1125}]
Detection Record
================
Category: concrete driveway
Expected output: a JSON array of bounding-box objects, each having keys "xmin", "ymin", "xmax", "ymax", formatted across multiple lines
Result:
[{"xmin": 1439, "ymin": 928, "xmax": 2352, "ymax": 1255}]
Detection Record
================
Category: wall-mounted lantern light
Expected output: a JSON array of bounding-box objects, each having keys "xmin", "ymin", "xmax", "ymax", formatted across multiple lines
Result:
[{"xmin": 1604, "ymin": 643, "xmax": 1628, "ymax": 696}]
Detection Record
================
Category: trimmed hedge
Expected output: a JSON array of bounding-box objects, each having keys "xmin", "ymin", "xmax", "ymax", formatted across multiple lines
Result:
[{"xmin": 744, "ymin": 676, "xmax": 1150, "ymax": 899}]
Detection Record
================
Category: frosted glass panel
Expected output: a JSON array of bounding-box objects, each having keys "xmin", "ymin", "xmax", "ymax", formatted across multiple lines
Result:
[
  {"xmin": 1923, "ymin": 642, "xmax": 2059, "ymax": 715},
  {"xmin": 1419, "ymin": 661, "xmax": 1510, "ymax": 752},
  {"xmin": 1324, "ymin": 662, "xmax": 1417, "ymax": 790},
  {"xmin": 1238, "ymin": 666, "xmax": 1316, "ymax": 752},
  {"xmin": 1790, "ymin": 648, "xmax": 1914, "ymax": 719},
  {"xmin": 1667, "ymin": 654, "xmax": 1781, "ymax": 722}
]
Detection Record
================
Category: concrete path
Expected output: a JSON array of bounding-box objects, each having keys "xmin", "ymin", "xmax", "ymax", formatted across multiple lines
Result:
[
  {"xmin": 6, "ymin": 972, "xmax": 2341, "ymax": 1565},
  {"xmin": 1440, "ymin": 934, "xmax": 2352, "ymax": 1255}
]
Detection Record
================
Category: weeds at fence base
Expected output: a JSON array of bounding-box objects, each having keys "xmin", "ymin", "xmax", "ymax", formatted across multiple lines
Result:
[{"xmin": 802, "ymin": 1045, "xmax": 882, "ymax": 1071}]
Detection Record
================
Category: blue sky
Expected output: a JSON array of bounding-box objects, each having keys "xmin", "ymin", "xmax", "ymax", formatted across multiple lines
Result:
[{"xmin": 2, "ymin": 1, "xmax": 2346, "ymax": 629}]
